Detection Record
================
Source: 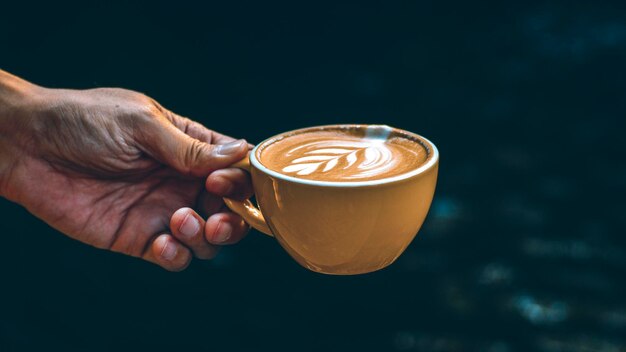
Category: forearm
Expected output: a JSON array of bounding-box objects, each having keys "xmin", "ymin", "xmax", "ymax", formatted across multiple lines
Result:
[{"xmin": 0, "ymin": 70, "xmax": 42, "ymax": 198}]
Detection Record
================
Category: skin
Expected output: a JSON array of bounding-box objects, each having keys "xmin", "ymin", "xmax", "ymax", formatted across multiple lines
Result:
[{"xmin": 0, "ymin": 69, "xmax": 254, "ymax": 271}]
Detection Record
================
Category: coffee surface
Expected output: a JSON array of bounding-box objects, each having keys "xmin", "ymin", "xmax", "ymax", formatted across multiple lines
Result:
[{"xmin": 258, "ymin": 129, "xmax": 428, "ymax": 181}]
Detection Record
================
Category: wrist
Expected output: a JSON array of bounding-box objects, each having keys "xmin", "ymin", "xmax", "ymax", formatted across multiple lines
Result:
[{"xmin": 0, "ymin": 70, "xmax": 47, "ymax": 199}]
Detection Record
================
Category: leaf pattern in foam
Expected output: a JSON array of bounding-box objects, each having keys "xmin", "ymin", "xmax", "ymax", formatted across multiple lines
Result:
[{"xmin": 281, "ymin": 140, "xmax": 394, "ymax": 177}]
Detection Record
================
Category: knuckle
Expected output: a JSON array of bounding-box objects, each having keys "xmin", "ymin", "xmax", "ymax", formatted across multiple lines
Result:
[
  {"xmin": 116, "ymin": 99, "xmax": 162, "ymax": 131},
  {"xmin": 181, "ymin": 140, "xmax": 211, "ymax": 173},
  {"xmin": 136, "ymin": 99, "xmax": 162, "ymax": 120},
  {"xmin": 168, "ymin": 257, "xmax": 192, "ymax": 272},
  {"xmin": 188, "ymin": 120, "xmax": 208, "ymax": 137}
]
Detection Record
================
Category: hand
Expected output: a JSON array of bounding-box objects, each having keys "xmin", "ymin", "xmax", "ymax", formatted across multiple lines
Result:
[{"xmin": 0, "ymin": 79, "xmax": 253, "ymax": 271}]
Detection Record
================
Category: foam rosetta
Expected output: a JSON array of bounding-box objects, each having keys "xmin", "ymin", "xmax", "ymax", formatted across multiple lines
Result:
[
  {"xmin": 281, "ymin": 139, "xmax": 396, "ymax": 179},
  {"xmin": 259, "ymin": 128, "xmax": 428, "ymax": 182}
]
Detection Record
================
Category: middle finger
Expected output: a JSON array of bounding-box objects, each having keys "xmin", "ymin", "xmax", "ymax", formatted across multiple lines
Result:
[{"xmin": 170, "ymin": 207, "xmax": 220, "ymax": 260}]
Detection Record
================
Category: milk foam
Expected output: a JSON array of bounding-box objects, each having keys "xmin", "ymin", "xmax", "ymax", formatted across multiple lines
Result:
[
  {"xmin": 259, "ymin": 126, "xmax": 427, "ymax": 182},
  {"xmin": 281, "ymin": 139, "xmax": 397, "ymax": 179}
]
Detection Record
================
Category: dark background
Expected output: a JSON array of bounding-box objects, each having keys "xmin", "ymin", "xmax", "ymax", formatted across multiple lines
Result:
[{"xmin": 1, "ymin": 1, "xmax": 625, "ymax": 351}]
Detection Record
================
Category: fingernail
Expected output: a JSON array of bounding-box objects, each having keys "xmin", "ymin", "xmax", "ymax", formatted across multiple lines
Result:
[
  {"xmin": 215, "ymin": 221, "xmax": 232, "ymax": 243},
  {"xmin": 161, "ymin": 242, "xmax": 177, "ymax": 261},
  {"xmin": 216, "ymin": 140, "xmax": 246, "ymax": 156},
  {"xmin": 179, "ymin": 214, "xmax": 200, "ymax": 238}
]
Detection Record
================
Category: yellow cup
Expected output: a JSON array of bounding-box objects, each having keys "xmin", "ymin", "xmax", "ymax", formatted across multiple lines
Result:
[{"xmin": 224, "ymin": 124, "xmax": 439, "ymax": 275}]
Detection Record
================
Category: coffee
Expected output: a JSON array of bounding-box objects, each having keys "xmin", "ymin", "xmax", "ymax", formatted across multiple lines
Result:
[{"xmin": 258, "ymin": 127, "xmax": 428, "ymax": 182}]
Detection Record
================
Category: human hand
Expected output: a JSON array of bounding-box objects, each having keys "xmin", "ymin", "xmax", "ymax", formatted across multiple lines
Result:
[{"xmin": 0, "ymin": 74, "xmax": 253, "ymax": 271}]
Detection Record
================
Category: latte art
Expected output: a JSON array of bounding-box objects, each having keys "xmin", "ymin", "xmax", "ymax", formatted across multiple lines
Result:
[
  {"xmin": 258, "ymin": 127, "xmax": 428, "ymax": 182},
  {"xmin": 281, "ymin": 140, "xmax": 396, "ymax": 179}
]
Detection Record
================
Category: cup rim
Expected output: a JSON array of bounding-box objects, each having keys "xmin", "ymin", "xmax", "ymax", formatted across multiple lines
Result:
[{"xmin": 250, "ymin": 124, "xmax": 439, "ymax": 187}]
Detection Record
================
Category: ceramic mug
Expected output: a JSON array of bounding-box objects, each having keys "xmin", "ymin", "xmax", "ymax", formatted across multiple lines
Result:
[{"xmin": 224, "ymin": 124, "xmax": 439, "ymax": 275}]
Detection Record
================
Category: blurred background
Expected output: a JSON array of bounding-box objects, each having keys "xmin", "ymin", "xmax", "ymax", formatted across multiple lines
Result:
[{"xmin": 1, "ymin": 1, "xmax": 625, "ymax": 351}]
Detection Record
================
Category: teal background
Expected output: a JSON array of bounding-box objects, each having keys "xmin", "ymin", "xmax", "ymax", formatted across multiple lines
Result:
[{"xmin": 1, "ymin": 1, "xmax": 625, "ymax": 351}]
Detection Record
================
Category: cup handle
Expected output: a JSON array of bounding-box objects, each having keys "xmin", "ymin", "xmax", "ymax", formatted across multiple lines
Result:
[{"xmin": 223, "ymin": 157, "xmax": 274, "ymax": 237}]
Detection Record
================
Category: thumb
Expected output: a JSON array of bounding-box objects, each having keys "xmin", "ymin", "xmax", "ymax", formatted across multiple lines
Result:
[{"xmin": 139, "ymin": 120, "xmax": 249, "ymax": 177}]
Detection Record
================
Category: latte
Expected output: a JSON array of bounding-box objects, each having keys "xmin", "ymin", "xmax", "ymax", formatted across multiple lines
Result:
[{"xmin": 258, "ymin": 126, "xmax": 428, "ymax": 182}]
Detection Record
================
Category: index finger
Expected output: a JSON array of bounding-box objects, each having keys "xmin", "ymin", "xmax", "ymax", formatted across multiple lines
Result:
[{"xmin": 170, "ymin": 113, "xmax": 252, "ymax": 148}]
